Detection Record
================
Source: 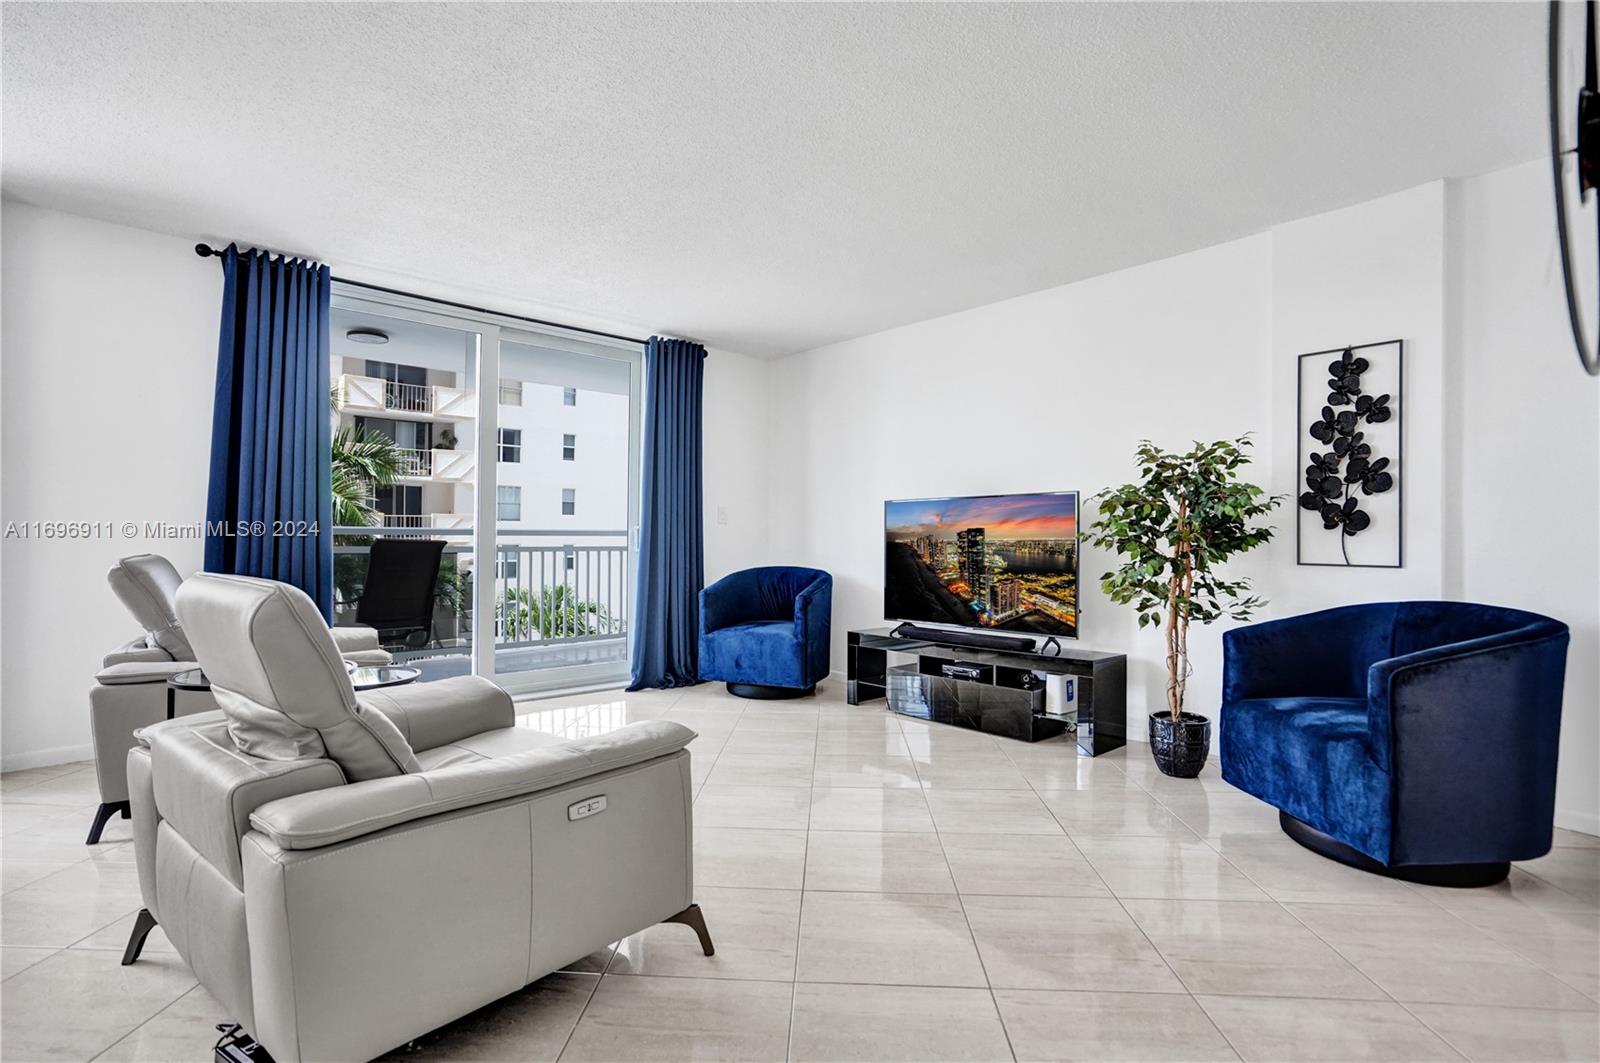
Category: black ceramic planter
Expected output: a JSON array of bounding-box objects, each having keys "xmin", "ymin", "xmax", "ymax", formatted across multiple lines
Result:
[{"xmin": 1149, "ymin": 712, "xmax": 1212, "ymax": 778}]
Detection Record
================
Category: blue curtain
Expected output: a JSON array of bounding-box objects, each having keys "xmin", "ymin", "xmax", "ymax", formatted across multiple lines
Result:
[
  {"xmin": 204, "ymin": 245, "xmax": 335, "ymax": 620},
  {"xmin": 629, "ymin": 336, "xmax": 707, "ymax": 688}
]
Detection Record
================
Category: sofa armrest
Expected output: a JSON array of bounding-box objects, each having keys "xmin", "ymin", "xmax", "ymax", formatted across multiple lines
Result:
[
  {"xmin": 96, "ymin": 660, "xmax": 198, "ymax": 686},
  {"xmin": 1365, "ymin": 622, "xmax": 1568, "ymax": 863},
  {"xmin": 1366, "ymin": 621, "xmax": 1569, "ymax": 774},
  {"xmin": 329, "ymin": 625, "xmax": 382, "ymax": 654},
  {"xmin": 103, "ymin": 637, "xmax": 175, "ymax": 667},
  {"xmin": 359, "ymin": 675, "xmax": 514, "ymax": 752},
  {"xmin": 250, "ymin": 720, "xmax": 696, "ymax": 850},
  {"xmin": 146, "ymin": 718, "xmax": 346, "ymax": 884},
  {"xmin": 793, "ymin": 572, "xmax": 832, "ymax": 683}
]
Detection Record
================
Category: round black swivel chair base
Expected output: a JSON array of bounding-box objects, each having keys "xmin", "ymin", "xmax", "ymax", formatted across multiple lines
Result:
[
  {"xmin": 726, "ymin": 682, "xmax": 815, "ymax": 701},
  {"xmin": 1280, "ymin": 811, "xmax": 1510, "ymax": 888}
]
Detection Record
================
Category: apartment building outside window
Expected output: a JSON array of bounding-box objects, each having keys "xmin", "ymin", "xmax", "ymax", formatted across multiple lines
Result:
[
  {"xmin": 497, "ymin": 485, "xmax": 522, "ymax": 521},
  {"xmin": 330, "ymin": 284, "xmax": 643, "ymax": 695},
  {"xmin": 498, "ymin": 428, "xmax": 522, "ymax": 463}
]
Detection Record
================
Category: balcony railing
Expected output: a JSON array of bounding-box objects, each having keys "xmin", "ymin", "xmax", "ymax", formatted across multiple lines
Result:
[
  {"xmin": 494, "ymin": 536, "xmax": 629, "ymax": 650},
  {"xmin": 376, "ymin": 512, "xmax": 473, "ymax": 530},
  {"xmin": 332, "ymin": 526, "xmax": 629, "ymax": 678},
  {"xmin": 334, "ymin": 374, "xmax": 475, "ymax": 421},
  {"xmin": 395, "ymin": 448, "xmax": 432, "ymax": 477},
  {"xmin": 390, "ymin": 447, "xmax": 475, "ymax": 483}
]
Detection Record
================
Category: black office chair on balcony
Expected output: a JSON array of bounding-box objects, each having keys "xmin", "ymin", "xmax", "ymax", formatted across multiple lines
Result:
[{"xmin": 356, "ymin": 538, "xmax": 447, "ymax": 649}]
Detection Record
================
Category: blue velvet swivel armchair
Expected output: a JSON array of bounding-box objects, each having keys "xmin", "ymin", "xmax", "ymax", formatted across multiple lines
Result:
[
  {"xmin": 699, "ymin": 567, "xmax": 832, "ymax": 699},
  {"xmin": 1221, "ymin": 602, "xmax": 1569, "ymax": 887}
]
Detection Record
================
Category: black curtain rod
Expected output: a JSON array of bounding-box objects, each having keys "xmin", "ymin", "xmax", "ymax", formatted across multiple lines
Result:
[{"xmin": 193, "ymin": 243, "xmax": 651, "ymax": 347}]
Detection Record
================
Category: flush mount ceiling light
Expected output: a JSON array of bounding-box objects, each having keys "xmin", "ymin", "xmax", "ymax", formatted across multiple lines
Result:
[{"xmin": 346, "ymin": 327, "xmax": 389, "ymax": 345}]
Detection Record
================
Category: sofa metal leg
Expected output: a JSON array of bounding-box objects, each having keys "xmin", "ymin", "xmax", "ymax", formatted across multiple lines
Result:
[
  {"xmin": 86, "ymin": 801, "xmax": 130, "ymax": 845},
  {"xmin": 121, "ymin": 908, "xmax": 159, "ymax": 966},
  {"xmin": 663, "ymin": 903, "xmax": 715, "ymax": 956}
]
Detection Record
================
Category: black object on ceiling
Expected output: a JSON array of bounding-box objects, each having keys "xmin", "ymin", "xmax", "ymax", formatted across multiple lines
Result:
[{"xmin": 1549, "ymin": 1, "xmax": 1600, "ymax": 376}]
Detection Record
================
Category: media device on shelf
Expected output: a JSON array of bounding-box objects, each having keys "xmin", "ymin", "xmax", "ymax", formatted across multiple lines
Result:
[
  {"xmin": 887, "ymin": 621, "xmax": 1036, "ymax": 652},
  {"xmin": 885, "ymin": 490, "xmax": 1080, "ymax": 640}
]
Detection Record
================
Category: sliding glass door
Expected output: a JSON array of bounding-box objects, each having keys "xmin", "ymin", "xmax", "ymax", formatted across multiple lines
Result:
[
  {"xmin": 492, "ymin": 334, "xmax": 641, "ymax": 692},
  {"xmin": 329, "ymin": 284, "xmax": 642, "ymax": 694}
]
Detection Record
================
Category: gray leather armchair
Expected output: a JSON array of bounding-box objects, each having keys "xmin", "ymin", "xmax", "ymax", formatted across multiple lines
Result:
[
  {"xmin": 123, "ymin": 573, "xmax": 710, "ymax": 1063},
  {"xmin": 87, "ymin": 555, "xmax": 392, "ymax": 843}
]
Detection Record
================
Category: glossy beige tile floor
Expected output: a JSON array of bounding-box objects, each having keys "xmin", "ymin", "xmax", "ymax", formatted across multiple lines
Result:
[{"xmin": 3, "ymin": 682, "xmax": 1597, "ymax": 1061}]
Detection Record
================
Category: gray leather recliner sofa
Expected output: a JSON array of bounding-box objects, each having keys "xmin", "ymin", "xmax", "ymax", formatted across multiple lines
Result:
[
  {"xmin": 87, "ymin": 554, "xmax": 391, "ymax": 843},
  {"xmin": 123, "ymin": 572, "xmax": 709, "ymax": 1062}
]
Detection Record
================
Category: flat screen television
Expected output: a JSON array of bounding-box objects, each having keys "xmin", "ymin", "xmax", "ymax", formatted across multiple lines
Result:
[{"xmin": 885, "ymin": 491, "xmax": 1080, "ymax": 639}]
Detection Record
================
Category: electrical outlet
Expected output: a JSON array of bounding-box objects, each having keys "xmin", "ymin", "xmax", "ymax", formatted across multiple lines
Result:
[{"xmin": 716, "ymin": 506, "xmax": 729, "ymax": 525}]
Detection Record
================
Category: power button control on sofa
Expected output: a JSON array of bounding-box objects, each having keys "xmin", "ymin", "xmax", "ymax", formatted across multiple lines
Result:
[{"xmin": 568, "ymin": 795, "xmax": 607, "ymax": 821}]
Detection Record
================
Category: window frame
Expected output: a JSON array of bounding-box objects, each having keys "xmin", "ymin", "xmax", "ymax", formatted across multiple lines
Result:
[
  {"xmin": 498, "ymin": 427, "xmax": 522, "ymax": 464},
  {"xmin": 496, "ymin": 484, "xmax": 522, "ymax": 522}
]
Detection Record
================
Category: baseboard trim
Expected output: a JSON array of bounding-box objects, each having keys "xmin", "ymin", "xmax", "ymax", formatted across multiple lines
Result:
[
  {"xmin": 2, "ymin": 742, "xmax": 94, "ymax": 774},
  {"xmin": 1555, "ymin": 807, "xmax": 1600, "ymax": 837}
]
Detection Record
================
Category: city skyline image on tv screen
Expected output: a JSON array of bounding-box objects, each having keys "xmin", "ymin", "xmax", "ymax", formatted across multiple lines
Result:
[{"xmin": 884, "ymin": 491, "xmax": 1079, "ymax": 638}]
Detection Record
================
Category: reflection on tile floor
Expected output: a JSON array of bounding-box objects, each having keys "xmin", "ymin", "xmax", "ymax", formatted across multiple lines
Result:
[{"xmin": 3, "ymin": 682, "xmax": 1596, "ymax": 1061}]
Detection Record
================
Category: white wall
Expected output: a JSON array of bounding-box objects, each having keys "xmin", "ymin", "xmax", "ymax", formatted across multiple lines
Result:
[
  {"xmin": 1269, "ymin": 183, "xmax": 1449, "ymax": 611},
  {"xmin": 768, "ymin": 235, "xmax": 1276, "ymax": 724},
  {"xmin": 770, "ymin": 174, "xmax": 1599, "ymax": 833},
  {"xmin": 0, "ymin": 199, "xmax": 773, "ymax": 769},
  {"xmin": 703, "ymin": 344, "xmax": 775, "ymax": 581},
  {"xmin": 2, "ymin": 203, "xmax": 217, "ymax": 769},
  {"xmin": 1454, "ymin": 160, "xmax": 1600, "ymax": 835}
]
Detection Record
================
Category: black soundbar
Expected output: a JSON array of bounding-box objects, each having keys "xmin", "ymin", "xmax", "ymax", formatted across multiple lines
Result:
[{"xmin": 888, "ymin": 622, "xmax": 1036, "ymax": 653}]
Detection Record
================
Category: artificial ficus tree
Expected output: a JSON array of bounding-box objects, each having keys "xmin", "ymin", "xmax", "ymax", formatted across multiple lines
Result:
[{"xmin": 1085, "ymin": 437, "xmax": 1280, "ymax": 722}]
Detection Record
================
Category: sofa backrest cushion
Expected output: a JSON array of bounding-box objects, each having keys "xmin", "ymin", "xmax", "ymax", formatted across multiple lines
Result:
[
  {"xmin": 751, "ymin": 566, "xmax": 829, "ymax": 620},
  {"xmin": 174, "ymin": 573, "xmax": 420, "ymax": 781},
  {"xmin": 107, "ymin": 554, "xmax": 194, "ymax": 661}
]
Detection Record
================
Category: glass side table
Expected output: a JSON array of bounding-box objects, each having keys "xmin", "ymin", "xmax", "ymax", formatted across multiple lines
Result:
[{"xmin": 165, "ymin": 664, "xmax": 421, "ymax": 719}]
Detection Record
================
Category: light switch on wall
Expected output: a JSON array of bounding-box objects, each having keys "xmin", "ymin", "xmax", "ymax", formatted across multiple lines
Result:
[{"xmin": 716, "ymin": 506, "xmax": 729, "ymax": 525}]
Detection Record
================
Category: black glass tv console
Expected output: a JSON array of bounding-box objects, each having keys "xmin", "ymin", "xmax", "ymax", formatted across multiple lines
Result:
[{"xmin": 846, "ymin": 627, "xmax": 1126, "ymax": 755}]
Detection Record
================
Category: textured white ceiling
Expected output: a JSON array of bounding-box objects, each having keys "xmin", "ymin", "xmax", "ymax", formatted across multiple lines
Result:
[{"xmin": 2, "ymin": 2, "xmax": 1546, "ymax": 357}]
